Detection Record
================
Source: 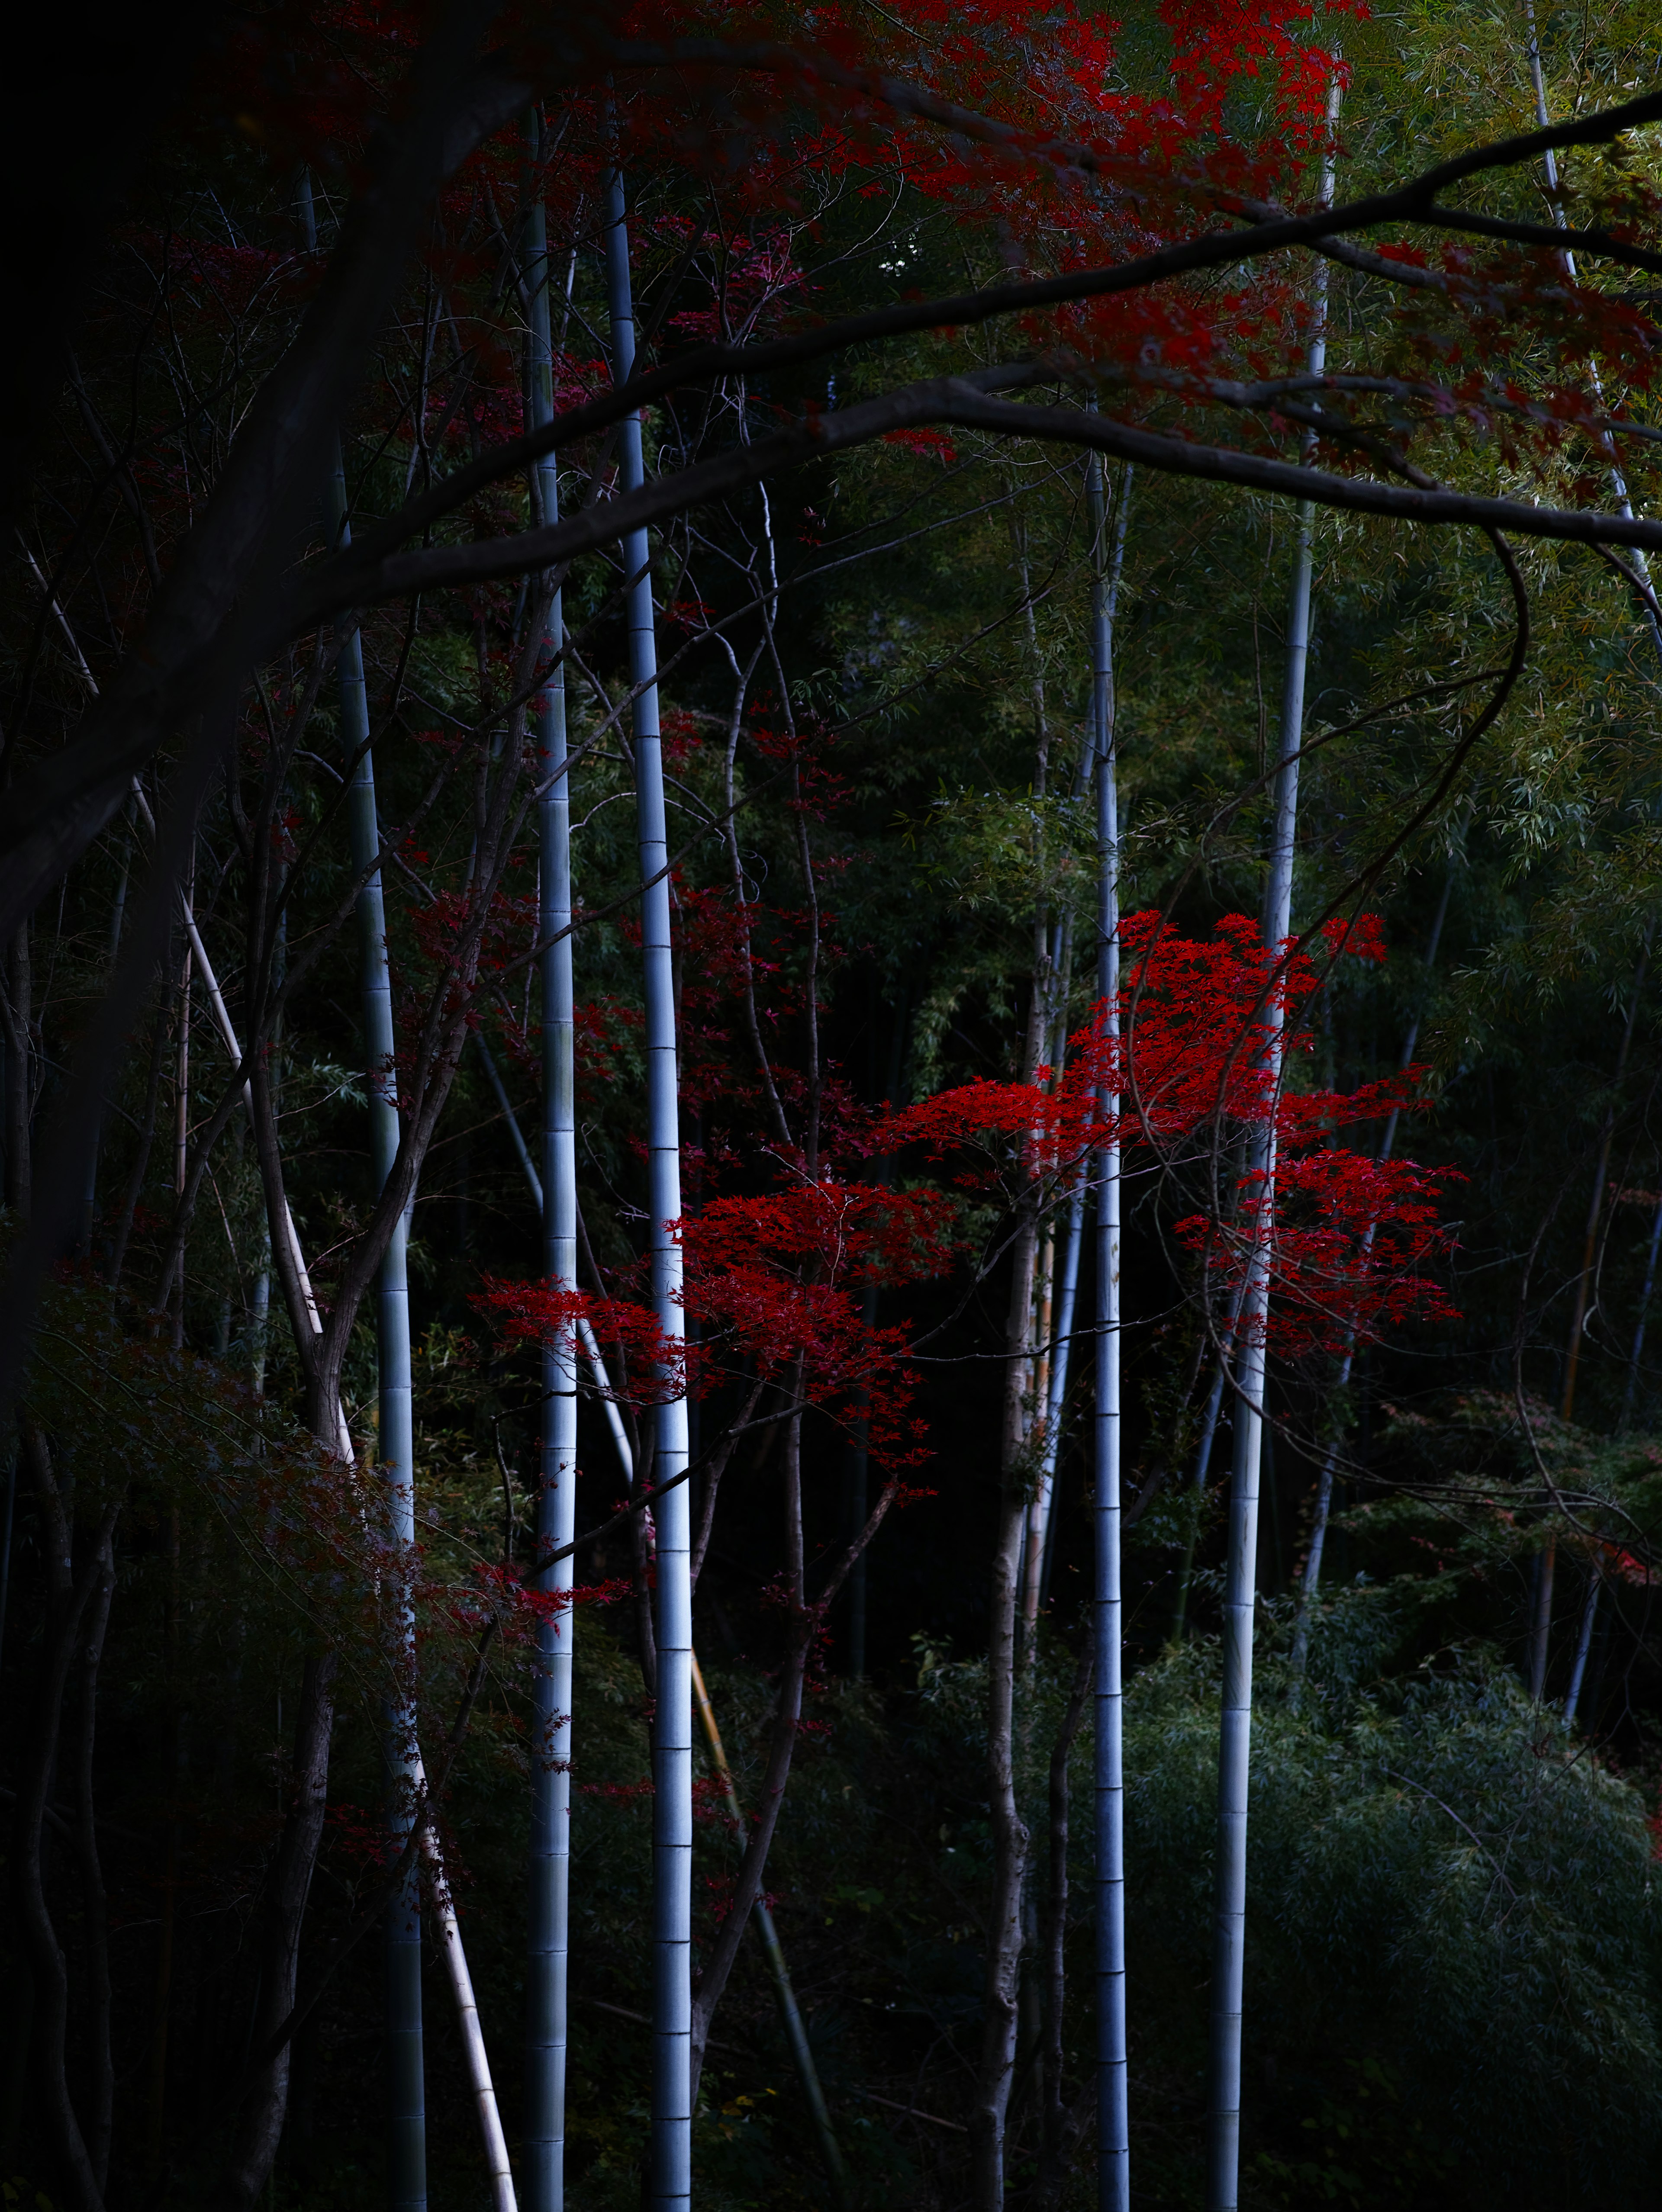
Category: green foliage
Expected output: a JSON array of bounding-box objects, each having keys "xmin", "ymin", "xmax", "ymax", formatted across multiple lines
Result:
[{"xmin": 1121, "ymin": 1616, "xmax": 1662, "ymax": 2209}]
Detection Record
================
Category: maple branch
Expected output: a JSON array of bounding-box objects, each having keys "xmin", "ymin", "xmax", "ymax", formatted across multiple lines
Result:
[
  {"xmin": 6, "ymin": 71, "xmax": 1657, "ymax": 965},
  {"xmin": 1420, "ymin": 203, "xmax": 1662, "ymax": 270},
  {"xmin": 293, "ymin": 84, "xmax": 1662, "ymax": 593},
  {"xmin": 9, "ymin": 84, "xmax": 1658, "ymax": 960},
  {"xmin": 928, "ymin": 395, "xmax": 1662, "ymax": 553},
  {"xmin": 303, "ymin": 373, "xmax": 1662, "ymax": 632}
]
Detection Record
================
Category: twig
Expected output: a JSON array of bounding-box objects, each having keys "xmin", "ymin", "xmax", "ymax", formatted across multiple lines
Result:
[{"xmin": 854, "ymin": 2087, "xmax": 968, "ymax": 2134}]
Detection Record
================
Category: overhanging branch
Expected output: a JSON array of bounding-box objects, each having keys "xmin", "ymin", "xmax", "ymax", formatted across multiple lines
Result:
[{"xmin": 296, "ymin": 375, "xmax": 1662, "ymax": 624}]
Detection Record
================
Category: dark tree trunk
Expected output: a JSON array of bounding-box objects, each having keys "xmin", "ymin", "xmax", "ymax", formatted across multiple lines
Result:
[
  {"xmin": 215, "ymin": 1649, "xmax": 338, "ymax": 2212},
  {"xmin": 10, "ymin": 1419, "xmax": 121, "ymax": 2212}
]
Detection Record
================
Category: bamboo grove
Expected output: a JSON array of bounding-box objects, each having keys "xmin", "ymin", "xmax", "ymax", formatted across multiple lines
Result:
[{"xmin": 5, "ymin": 2, "xmax": 1662, "ymax": 2209}]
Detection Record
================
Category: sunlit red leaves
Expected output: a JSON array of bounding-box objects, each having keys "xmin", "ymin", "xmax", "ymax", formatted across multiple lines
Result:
[
  {"xmin": 475, "ymin": 1276, "xmax": 689, "ymax": 1405},
  {"xmin": 866, "ymin": 908, "xmax": 1401, "ymax": 1182},
  {"xmin": 1176, "ymin": 1150, "xmax": 1461, "ymax": 1355},
  {"xmin": 870, "ymin": 907, "xmax": 1456, "ymax": 1355},
  {"xmin": 883, "ymin": 426, "xmax": 960, "ymax": 463},
  {"xmin": 195, "ymin": 0, "xmax": 1659, "ymax": 510},
  {"xmin": 477, "ymin": 1173, "xmax": 957, "ymax": 1465},
  {"xmin": 677, "ymin": 1181, "xmax": 953, "ymax": 1457}
]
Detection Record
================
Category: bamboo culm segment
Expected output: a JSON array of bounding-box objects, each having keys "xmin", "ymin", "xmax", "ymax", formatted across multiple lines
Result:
[
  {"xmin": 325, "ymin": 434, "xmax": 426, "ymax": 2212},
  {"xmin": 524, "ymin": 113, "xmax": 580, "ymax": 2212},
  {"xmin": 1089, "ymin": 450, "xmax": 1131, "ymax": 2212},
  {"xmin": 603, "ymin": 161, "xmax": 694, "ymax": 2212},
  {"xmin": 1204, "ymin": 77, "xmax": 1341, "ymax": 2206}
]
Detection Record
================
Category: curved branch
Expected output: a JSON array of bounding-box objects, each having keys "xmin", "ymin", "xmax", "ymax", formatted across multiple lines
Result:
[
  {"xmin": 302, "ymin": 80, "xmax": 1662, "ymax": 578},
  {"xmin": 306, "ymin": 377, "xmax": 1662, "ymax": 626}
]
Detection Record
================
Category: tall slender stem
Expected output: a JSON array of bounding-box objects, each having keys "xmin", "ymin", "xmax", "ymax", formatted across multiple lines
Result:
[
  {"xmin": 0, "ymin": 1444, "xmax": 15, "ymax": 1666},
  {"xmin": 524, "ymin": 115, "xmax": 580, "ymax": 2212},
  {"xmin": 1561, "ymin": 943, "xmax": 1647, "ymax": 1424},
  {"xmin": 1620, "ymin": 1196, "xmax": 1662, "ymax": 1431},
  {"xmin": 689, "ymin": 1657, "xmax": 850, "ymax": 2204},
  {"xmin": 1562, "ymin": 1572, "xmax": 1600, "ymax": 1727},
  {"xmin": 603, "ymin": 155, "xmax": 692, "ymax": 2212},
  {"xmin": 1205, "ymin": 78, "xmax": 1340, "ymax": 2211},
  {"xmin": 1524, "ymin": 3, "xmax": 1662, "ymax": 668},
  {"xmin": 1528, "ymin": 1547, "xmax": 1557, "ymax": 1704},
  {"xmin": 1028, "ymin": 1156, "xmax": 1086, "ymax": 1623},
  {"xmin": 1089, "ymin": 450, "xmax": 1132, "ymax": 2212},
  {"xmin": 1291, "ymin": 860, "xmax": 1456, "ymax": 1678},
  {"xmin": 1173, "ymin": 1279, "xmax": 1248, "ymax": 1643},
  {"xmin": 324, "ymin": 430, "xmax": 425, "ymax": 2212}
]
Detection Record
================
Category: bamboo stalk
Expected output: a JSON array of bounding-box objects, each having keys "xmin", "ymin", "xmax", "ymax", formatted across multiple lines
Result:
[
  {"xmin": 322, "ymin": 426, "xmax": 426, "ymax": 2212},
  {"xmin": 1562, "ymin": 1572, "xmax": 1600, "ymax": 1728},
  {"xmin": 294, "ymin": 149, "xmax": 430, "ymax": 2179},
  {"xmin": 1088, "ymin": 447, "xmax": 1132, "ymax": 2212},
  {"xmin": 524, "ymin": 107, "xmax": 580, "ymax": 2212},
  {"xmin": 1206, "ymin": 78, "xmax": 1341, "ymax": 2212},
  {"xmin": 128, "ymin": 783, "xmax": 336, "ymax": 1420},
  {"xmin": 417, "ymin": 1784, "xmax": 516, "ymax": 2211},
  {"xmin": 602, "ymin": 154, "xmax": 693, "ymax": 2212},
  {"xmin": 553, "ymin": 1235, "xmax": 850, "ymax": 2207}
]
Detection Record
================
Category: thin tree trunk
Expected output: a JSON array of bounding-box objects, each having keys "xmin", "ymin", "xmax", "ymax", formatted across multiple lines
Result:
[
  {"xmin": 1527, "ymin": 1543, "xmax": 1557, "ymax": 1704},
  {"xmin": 1032, "ymin": 1635, "xmax": 1095, "ymax": 2212},
  {"xmin": 1560, "ymin": 942, "xmax": 1646, "ymax": 1424},
  {"xmin": 1523, "ymin": 1, "xmax": 1662, "ymax": 669},
  {"xmin": 174, "ymin": 871, "xmax": 192, "ymax": 1206},
  {"xmin": 251, "ymin": 1246, "xmax": 271, "ymax": 1398},
  {"xmin": 3, "ymin": 924, "xmax": 32, "ymax": 1215},
  {"xmin": 603, "ymin": 159, "xmax": 693, "ymax": 2212},
  {"xmin": 525, "ymin": 107, "xmax": 580, "ymax": 2212},
  {"xmin": 686, "ymin": 1405, "xmax": 831, "ymax": 2093},
  {"xmin": 1562, "ymin": 1570, "xmax": 1599, "ymax": 1727},
  {"xmin": 972, "ymin": 1197, "xmax": 1040, "ymax": 2211},
  {"xmin": 1089, "ymin": 448, "xmax": 1132, "ymax": 2212},
  {"xmin": 1205, "ymin": 84, "xmax": 1339, "ymax": 2212},
  {"xmin": 1291, "ymin": 861, "xmax": 1456, "ymax": 1678},
  {"xmin": 690, "ymin": 1655, "xmax": 850, "ymax": 2204},
  {"xmin": 151, "ymin": 843, "xmax": 336, "ymax": 1436},
  {"xmin": 1172, "ymin": 1286, "xmax": 1246, "ymax": 1643},
  {"xmin": 216, "ymin": 1650, "xmax": 338, "ymax": 2212},
  {"xmin": 1619, "ymin": 1195, "xmax": 1662, "ymax": 1431},
  {"xmin": 324, "ymin": 422, "xmax": 426, "ymax": 2212},
  {"xmin": 108, "ymin": 985, "xmax": 170, "ymax": 1291},
  {"xmin": 973, "ymin": 507, "xmax": 1073, "ymax": 2209},
  {"xmin": 1023, "ymin": 913, "xmax": 1086, "ymax": 1646},
  {"xmin": 10, "ymin": 1414, "xmax": 119, "ymax": 2212},
  {"xmin": 71, "ymin": 1524, "xmax": 117, "ymax": 2196},
  {"xmin": 1034, "ymin": 1162, "xmax": 1087, "ymax": 1617}
]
